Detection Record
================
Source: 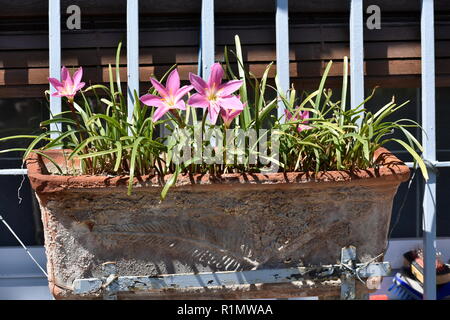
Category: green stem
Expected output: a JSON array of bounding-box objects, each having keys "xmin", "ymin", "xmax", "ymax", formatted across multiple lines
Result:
[
  {"xmin": 169, "ymin": 109, "xmax": 185, "ymax": 128},
  {"xmin": 68, "ymin": 99, "xmax": 93, "ymax": 173}
]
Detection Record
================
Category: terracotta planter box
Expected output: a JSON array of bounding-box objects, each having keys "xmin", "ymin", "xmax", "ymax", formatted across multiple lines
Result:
[{"xmin": 26, "ymin": 148, "xmax": 409, "ymax": 299}]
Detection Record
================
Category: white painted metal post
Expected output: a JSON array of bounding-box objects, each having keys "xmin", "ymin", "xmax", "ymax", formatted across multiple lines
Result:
[
  {"xmin": 49, "ymin": 0, "xmax": 61, "ymax": 139},
  {"xmin": 201, "ymin": 0, "xmax": 215, "ymax": 79},
  {"xmin": 127, "ymin": 0, "xmax": 140, "ymax": 124},
  {"xmin": 421, "ymin": 0, "xmax": 437, "ymax": 300},
  {"xmin": 276, "ymin": 0, "xmax": 290, "ymax": 122},
  {"xmin": 350, "ymin": 0, "xmax": 364, "ymax": 117}
]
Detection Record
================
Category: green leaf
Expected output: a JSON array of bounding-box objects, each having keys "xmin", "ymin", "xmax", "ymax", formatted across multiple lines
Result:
[
  {"xmin": 314, "ymin": 60, "xmax": 332, "ymax": 109},
  {"xmin": 391, "ymin": 138, "xmax": 428, "ymax": 180},
  {"xmin": 116, "ymin": 42, "xmax": 123, "ymax": 94},
  {"xmin": 161, "ymin": 165, "xmax": 181, "ymax": 200},
  {"xmin": 127, "ymin": 136, "xmax": 145, "ymax": 195}
]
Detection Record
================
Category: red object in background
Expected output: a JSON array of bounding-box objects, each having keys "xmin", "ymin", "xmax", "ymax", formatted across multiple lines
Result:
[{"xmin": 370, "ymin": 295, "xmax": 389, "ymax": 300}]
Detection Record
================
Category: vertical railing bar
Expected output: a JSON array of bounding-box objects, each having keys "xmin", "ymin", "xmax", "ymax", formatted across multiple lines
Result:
[
  {"xmin": 49, "ymin": 0, "xmax": 61, "ymax": 140},
  {"xmin": 127, "ymin": 0, "xmax": 140, "ymax": 126},
  {"xmin": 201, "ymin": 0, "xmax": 215, "ymax": 80},
  {"xmin": 349, "ymin": 0, "xmax": 364, "ymax": 123},
  {"xmin": 421, "ymin": 0, "xmax": 437, "ymax": 300},
  {"xmin": 276, "ymin": 0, "xmax": 290, "ymax": 122},
  {"xmin": 416, "ymin": 88, "xmax": 422, "ymax": 238}
]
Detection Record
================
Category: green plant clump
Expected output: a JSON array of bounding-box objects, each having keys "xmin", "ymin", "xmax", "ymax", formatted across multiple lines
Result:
[{"xmin": 0, "ymin": 36, "xmax": 427, "ymax": 199}]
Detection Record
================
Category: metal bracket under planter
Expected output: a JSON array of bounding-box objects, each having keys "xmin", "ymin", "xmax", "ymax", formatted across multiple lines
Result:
[{"xmin": 72, "ymin": 246, "xmax": 390, "ymax": 300}]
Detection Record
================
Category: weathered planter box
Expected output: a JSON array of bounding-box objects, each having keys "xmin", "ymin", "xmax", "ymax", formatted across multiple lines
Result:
[{"xmin": 26, "ymin": 148, "xmax": 409, "ymax": 299}]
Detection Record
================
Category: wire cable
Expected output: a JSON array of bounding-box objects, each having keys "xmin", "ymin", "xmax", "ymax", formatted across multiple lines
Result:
[{"xmin": 0, "ymin": 214, "xmax": 48, "ymax": 278}]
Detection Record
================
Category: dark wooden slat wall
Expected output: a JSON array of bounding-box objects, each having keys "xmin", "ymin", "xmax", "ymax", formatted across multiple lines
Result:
[
  {"xmin": 1, "ymin": 0, "xmax": 450, "ymax": 17},
  {"xmin": 1, "ymin": 12, "xmax": 450, "ymax": 98}
]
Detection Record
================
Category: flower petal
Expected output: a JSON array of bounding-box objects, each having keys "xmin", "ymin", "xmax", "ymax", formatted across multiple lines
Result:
[
  {"xmin": 72, "ymin": 67, "xmax": 83, "ymax": 86},
  {"xmin": 300, "ymin": 110, "xmax": 310, "ymax": 120},
  {"xmin": 166, "ymin": 69, "xmax": 180, "ymax": 95},
  {"xmin": 220, "ymin": 108, "xmax": 242, "ymax": 126},
  {"xmin": 174, "ymin": 85, "xmax": 193, "ymax": 102},
  {"xmin": 217, "ymin": 80, "xmax": 243, "ymax": 96},
  {"xmin": 48, "ymin": 77, "xmax": 63, "ymax": 90},
  {"xmin": 75, "ymin": 82, "xmax": 85, "ymax": 91},
  {"xmin": 207, "ymin": 103, "xmax": 221, "ymax": 125},
  {"xmin": 150, "ymin": 78, "xmax": 169, "ymax": 98},
  {"xmin": 61, "ymin": 66, "xmax": 73, "ymax": 87},
  {"xmin": 189, "ymin": 73, "xmax": 208, "ymax": 94},
  {"xmin": 284, "ymin": 109, "xmax": 293, "ymax": 121},
  {"xmin": 61, "ymin": 66, "xmax": 69, "ymax": 82},
  {"xmin": 140, "ymin": 94, "xmax": 168, "ymax": 109},
  {"xmin": 217, "ymin": 95, "xmax": 244, "ymax": 111},
  {"xmin": 229, "ymin": 109, "xmax": 243, "ymax": 119},
  {"xmin": 188, "ymin": 93, "xmax": 210, "ymax": 109},
  {"xmin": 174, "ymin": 100, "xmax": 186, "ymax": 110},
  {"xmin": 152, "ymin": 106, "xmax": 171, "ymax": 122},
  {"xmin": 208, "ymin": 63, "xmax": 224, "ymax": 88}
]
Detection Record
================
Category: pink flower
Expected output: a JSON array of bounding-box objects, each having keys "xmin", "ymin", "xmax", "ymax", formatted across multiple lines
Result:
[
  {"xmin": 48, "ymin": 66, "xmax": 85, "ymax": 101},
  {"xmin": 188, "ymin": 63, "xmax": 244, "ymax": 125},
  {"xmin": 220, "ymin": 108, "xmax": 242, "ymax": 128},
  {"xmin": 140, "ymin": 69, "xmax": 193, "ymax": 122},
  {"xmin": 285, "ymin": 109, "xmax": 312, "ymax": 132}
]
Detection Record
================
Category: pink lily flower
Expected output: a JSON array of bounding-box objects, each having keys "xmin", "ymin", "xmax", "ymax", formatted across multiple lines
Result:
[
  {"xmin": 188, "ymin": 63, "xmax": 244, "ymax": 125},
  {"xmin": 140, "ymin": 69, "xmax": 193, "ymax": 122},
  {"xmin": 48, "ymin": 66, "xmax": 85, "ymax": 101},
  {"xmin": 220, "ymin": 108, "xmax": 243, "ymax": 128},
  {"xmin": 285, "ymin": 109, "xmax": 312, "ymax": 132}
]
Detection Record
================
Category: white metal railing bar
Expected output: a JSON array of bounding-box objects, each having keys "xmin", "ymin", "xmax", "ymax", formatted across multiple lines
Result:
[
  {"xmin": 201, "ymin": 0, "xmax": 215, "ymax": 79},
  {"xmin": 127, "ymin": 0, "xmax": 140, "ymax": 125},
  {"xmin": 406, "ymin": 161, "xmax": 450, "ymax": 168},
  {"xmin": 349, "ymin": 0, "xmax": 364, "ymax": 120},
  {"xmin": 0, "ymin": 169, "xmax": 27, "ymax": 175},
  {"xmin": 421, "ymin": 0, "xmax": 437, "ymax": 300},
  {"xmin": 49, "ymin": 0, "xmax": 61, "ymax": 139},
  {"xmin": 276, "ymin": 0, "xmax": 290, "ymax": 122}
]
